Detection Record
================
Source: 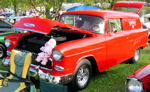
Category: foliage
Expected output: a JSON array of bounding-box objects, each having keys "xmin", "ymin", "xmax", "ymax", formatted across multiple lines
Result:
[
  {"xmin": 0, "ymin": 0, "xmax": 149, "ymax": 19},
  {"xmin": 0, "ymin": 0, "xmax": 28, "ymax": 16},
  {"xmin": 29, "ymin": 0, "xmax": 64, "ymax": 19}
]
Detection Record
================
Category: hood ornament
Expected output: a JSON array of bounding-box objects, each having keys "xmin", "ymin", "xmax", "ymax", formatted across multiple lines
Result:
[{"xmin": 24, "ymin": 23, "xmax": 35, "ymax": 27}]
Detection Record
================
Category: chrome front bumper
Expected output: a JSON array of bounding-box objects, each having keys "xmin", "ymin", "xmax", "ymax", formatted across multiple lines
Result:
[
  {"xmin": 29, "ymin": 66, "xmax": 73, "ymax": 84},
  {"xmin": 3, "ymin": 51, "xmax": 73, "ymax": 84}
]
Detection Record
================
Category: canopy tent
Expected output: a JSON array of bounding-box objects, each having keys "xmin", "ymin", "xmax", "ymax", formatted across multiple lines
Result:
[{"xmin": 67, "ymin": 5, "xmax": 100, "ymax": 11}]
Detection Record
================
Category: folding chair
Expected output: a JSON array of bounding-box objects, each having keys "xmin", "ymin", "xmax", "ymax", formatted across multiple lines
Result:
[{"xmin": 0, "ymin": 49, "xmax": 36, "ymax": 92}]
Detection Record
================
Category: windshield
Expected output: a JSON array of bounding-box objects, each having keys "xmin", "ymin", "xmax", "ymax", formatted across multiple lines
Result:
[
  {"xmin": 61, "ymin": 14, "xmax": 105, "ymax": 34},
  {"xmin": 113, "ymin": 7, "xmax": 139, "ymax": 13}
]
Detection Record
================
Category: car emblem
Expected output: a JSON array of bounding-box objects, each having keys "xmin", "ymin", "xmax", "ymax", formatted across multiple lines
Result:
[{"xmin": 24, "ymin": 23, "xmax": 35, "ymax": 27}]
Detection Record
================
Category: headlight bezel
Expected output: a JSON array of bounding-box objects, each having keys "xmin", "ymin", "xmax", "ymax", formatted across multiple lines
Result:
[
  {"xmin": 125, "ymin": 77, "xmax": 144, "ymax": 92},
  {"xmin": 52, "ymin": 49, "xmax": 63, "ymax": 61},
  {"xmin": 5, "ymin": 38, "xmax": 11, "ymax": 47}
]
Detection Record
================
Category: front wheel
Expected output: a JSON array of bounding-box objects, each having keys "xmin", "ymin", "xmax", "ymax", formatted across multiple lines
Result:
[
  {"xmin": 130, "ymin": 48, "xmax": 140, "ymax": 63},
  {"xmin": 71, "ymin": 59, "xmax": 92, "ymax": 91},
  {"xmin": 0, "ymin": 44, "xmax": 6, "ymax": 59}
]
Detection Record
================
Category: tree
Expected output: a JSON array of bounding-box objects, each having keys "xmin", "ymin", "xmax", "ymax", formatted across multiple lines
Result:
[
  {"xmin": 0, "ymin": 0, "xmax": 28, "ymax": 16},
  {"xmin": 29, "ymin": 0, "xmax": 64, "ymax": 19}
]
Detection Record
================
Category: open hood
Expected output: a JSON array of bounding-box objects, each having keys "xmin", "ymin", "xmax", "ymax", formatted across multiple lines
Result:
[
  {"xmin": 13, "ymin": 17, "xmax": 91, "ymax": 34},
  {"xmin": 112, "ymin": 1, "xmax": 146, "ymax": 14}
]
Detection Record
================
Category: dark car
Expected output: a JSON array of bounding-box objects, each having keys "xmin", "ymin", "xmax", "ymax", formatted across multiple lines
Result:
[{"xmin": 0, "ymin": 19, "xmax": 17, "ymax": 59}]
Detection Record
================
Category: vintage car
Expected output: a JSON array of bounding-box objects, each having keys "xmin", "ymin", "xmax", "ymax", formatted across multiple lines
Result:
[
  {"xmin": 0, "ymin": 16, "xmax": 33, "ymax": 59},
  {"xmin": 2, "ymin": 1, "xmax": 149, "ymax": 90},
  {"xmin": 0, "ymin": 18, "xmax": 27, "ymax": 59},
  {"xmin": 0, "ymin": 19, "xmax": 16, "ymax": 59},
  {"xmin": 125, "ymin": 63, "xmax": 150, "ymax": 92}
]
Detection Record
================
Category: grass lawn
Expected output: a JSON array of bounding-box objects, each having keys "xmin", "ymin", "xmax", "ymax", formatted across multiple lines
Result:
[{"xmin": 79, "ymin": 44, "xmax": 150, "ymax": 92}]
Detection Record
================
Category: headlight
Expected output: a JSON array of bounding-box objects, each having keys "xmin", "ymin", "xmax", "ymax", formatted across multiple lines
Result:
[
  {"xmin": 126, "ymin": 78, "xmax": 144, "ymax": 92},
  {"xmin": 52, "ymin": 49, "xmax": 62, "ymax": 61},
  {"xmin": 5, "ymin": 39, "xmax": 11, "ymax": 47}
]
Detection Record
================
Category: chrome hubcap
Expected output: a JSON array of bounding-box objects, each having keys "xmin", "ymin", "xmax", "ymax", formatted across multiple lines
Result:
[
  {"xmin": 76, "ymin": 65, "xmax": 89, "ymax": 87},
  {"xmin": 0, "ymin": 47, "xmax": 4, "ymax": 58},
  {"xmin": 134, "ymin": 49, "xmax": 140, "ymax": 62}
]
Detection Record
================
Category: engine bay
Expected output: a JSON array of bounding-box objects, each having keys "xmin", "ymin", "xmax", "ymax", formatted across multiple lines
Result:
[{"xmin": 16, "ymin": 29, "xmax": 90, "ymax": 54}]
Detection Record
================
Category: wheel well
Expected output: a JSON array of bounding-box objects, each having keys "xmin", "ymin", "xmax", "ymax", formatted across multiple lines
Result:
[
  {"xmin": 140, "ymin": 46, "xmax": 143, "ymax": 50},
  {"xmin": 86, "ymin": 56, "xmax": 99, "ymax": 73}
]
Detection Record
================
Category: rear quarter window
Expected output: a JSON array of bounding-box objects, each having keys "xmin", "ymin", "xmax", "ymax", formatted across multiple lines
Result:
[{"xmin": 108, "ymin": 19, "xmax": 122, "ymax": 33}]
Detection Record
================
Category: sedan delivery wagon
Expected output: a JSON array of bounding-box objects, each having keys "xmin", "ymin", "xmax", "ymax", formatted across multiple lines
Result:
[{"xmin": 3, "ymin": 1, "xmax": 149, "ymax": 90}]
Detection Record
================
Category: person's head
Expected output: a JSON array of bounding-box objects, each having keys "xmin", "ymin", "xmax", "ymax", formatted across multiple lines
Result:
[
  {"xmin": 83, "ymin": 20, "xmax": 90, "ymax": 26},
  {"xmin": 92, "ymin": 25, "xmax": 100, "ymax": 33}
]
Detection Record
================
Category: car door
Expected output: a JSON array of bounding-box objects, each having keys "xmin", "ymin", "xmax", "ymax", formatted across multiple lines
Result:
[{"xmin": 105, "ymin": 19, "xmax": 129, "ymax": 68}]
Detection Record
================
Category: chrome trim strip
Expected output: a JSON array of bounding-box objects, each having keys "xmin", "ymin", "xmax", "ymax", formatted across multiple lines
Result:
[
  {"xmin": 66, "ymin": 46, "xmax": 105, "ymax": 57},
  {"xmin": 41, "ymin": 66, "xmax": 52, "ymax": 71},
  {"xmin": 13, "ymin": 28, "xmax": 47, "ymax": 34},
  {"xmin": 30, "ymin": 64, "xmax": 52, "ymax": 71},
  {"xmin": 55, "ymin": 65, "xmax": 64, "ymax": 71}
]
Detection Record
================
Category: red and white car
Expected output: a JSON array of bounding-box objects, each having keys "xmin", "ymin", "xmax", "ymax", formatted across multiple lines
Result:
[{"xmin": 126, "ymin": 63, "xmax": 150, "ymax": 92}]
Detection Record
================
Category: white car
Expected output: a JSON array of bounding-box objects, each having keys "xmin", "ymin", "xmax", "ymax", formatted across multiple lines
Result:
[{"xmin": 141, "ymin": 13, "xmax": 150, "ymax": 37}]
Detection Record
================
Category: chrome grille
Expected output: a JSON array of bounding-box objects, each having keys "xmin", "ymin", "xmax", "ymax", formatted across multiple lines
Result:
[{"xmin": 15, "ymin": 49, "xmax": 53, "ymax": 69}]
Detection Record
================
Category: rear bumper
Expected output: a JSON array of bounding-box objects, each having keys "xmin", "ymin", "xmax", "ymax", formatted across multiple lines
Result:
[{"xmin": 29, "ymin": 65, "xmax": 73, "ymax": 84}]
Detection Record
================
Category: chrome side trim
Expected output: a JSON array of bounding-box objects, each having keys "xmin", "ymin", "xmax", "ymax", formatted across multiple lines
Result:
[
  {"xmin": 13, "ymin": 28, "xmax": 47, "ymax": 34},
  {"xmin": 30, "ymin": 64, "xmax": 52, "ymax": 71}
]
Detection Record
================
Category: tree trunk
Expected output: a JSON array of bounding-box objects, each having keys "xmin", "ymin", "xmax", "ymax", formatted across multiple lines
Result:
[
  {"xmin": 13, "ymin": 0, "xmax": 18, "ymax": 16},
  {"xmin": 45, "ymin": 7, "xmax": 51, "ymax": 19}
]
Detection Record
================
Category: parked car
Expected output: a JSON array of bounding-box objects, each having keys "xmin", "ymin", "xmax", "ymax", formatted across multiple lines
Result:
[
  {"xmin": 0, "ymin": 12, "xmax": 13, "ymax": 18},
  {"xmin": 141, "ymin": 13, "xmax": 150, "ymax": 38},
  {"xmin": 0, "ymin": 16, "xmax": 33, "ymax": 59},
  {"xmin": 125, "ymin": 63, "xmax": 150, "ymax": 92},
  {"xmin": 6, "ymin": 15, "xmax": 32, "ymax": 24},
  {"xmin": 0, "ymin": 19, "xmax": 17, "ymax": 59},
  {"xmin": 2, "ymin": 1, "xmax": 149, "ymax": 90},
  {"xmin": 0, "ymin": 19, "xmax": 12, "ymax": 31}
]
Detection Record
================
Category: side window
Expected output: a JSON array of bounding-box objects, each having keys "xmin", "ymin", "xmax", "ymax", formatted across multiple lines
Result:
[
  {"xmin": 108, "ymin": 19, "xmax": 122, "ymax": 33},
  {"xmin": 62, "ymin": 16, "xmax": 75, "ymax": 26}
]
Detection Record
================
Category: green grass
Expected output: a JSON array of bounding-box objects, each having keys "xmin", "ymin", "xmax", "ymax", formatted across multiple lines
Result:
[
  {"xmin": 79, "ymin": 45, "xmax": 150, "ymax": 92},
  {"xmin": 0, "ymin": 61, "xmax": 9, "ymax": 71}
]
